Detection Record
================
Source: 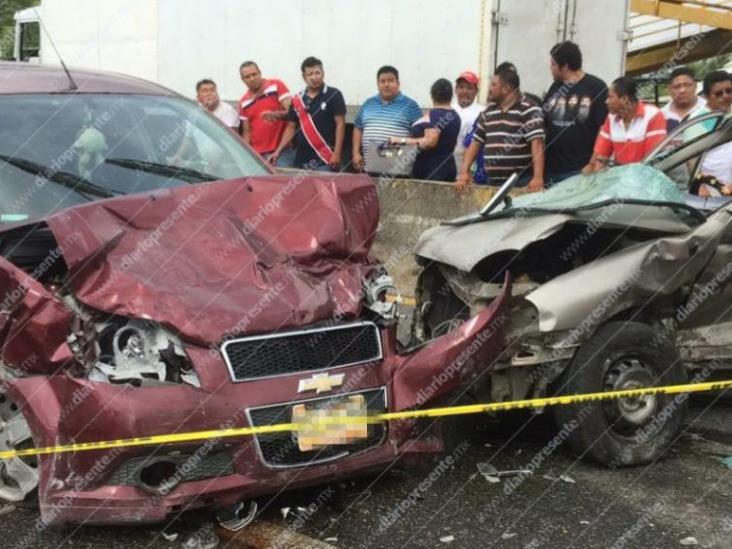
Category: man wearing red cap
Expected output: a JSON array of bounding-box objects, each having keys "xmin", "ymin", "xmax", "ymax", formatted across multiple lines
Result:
[{"xmin": 451, "ymin": 71, "xmax": 484, "ymax": 171}]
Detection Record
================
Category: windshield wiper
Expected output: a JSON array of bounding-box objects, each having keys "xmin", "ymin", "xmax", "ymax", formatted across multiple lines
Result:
[
  {"xmin": 443, "ymin": 173, "xmax": 520, "ymax": 227},
  {"xmin": 0, "ymin": 154, "xmax": 119, "ymax": 199},
  {"xmin": 105, "ymin": 158, "xmax": 217, "ymax": 183}
]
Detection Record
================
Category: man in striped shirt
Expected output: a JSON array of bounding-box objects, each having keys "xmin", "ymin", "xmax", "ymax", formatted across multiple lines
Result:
[
  {"xmin": 584, "ymin": 77, "xmax": 666, "ymax": 173},
  {"xmin": 456, "ymin": 68, "xmax": 545, "ymax": 193},
  {"xmin": 352, "ymin": 65, "xmax": 423, "ymax": 172}
]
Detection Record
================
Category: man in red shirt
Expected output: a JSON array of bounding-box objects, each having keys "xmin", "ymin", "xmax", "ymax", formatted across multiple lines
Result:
[
  {"xmin": 584, "ymin": 76, "xmax": 666, "ymax": 173},
  {"xmin": 239, "ymin": 61, "xmax": 292, "ymax": 162}
]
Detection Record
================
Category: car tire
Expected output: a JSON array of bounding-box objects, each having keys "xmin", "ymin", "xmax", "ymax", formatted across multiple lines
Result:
[
  {"xmin": 552, "ymin": 321, "xmax": 687, "ymax": 467},
  {"xmin": 0, "ymin": 386, "xmax": 39, "ymax": 508}
]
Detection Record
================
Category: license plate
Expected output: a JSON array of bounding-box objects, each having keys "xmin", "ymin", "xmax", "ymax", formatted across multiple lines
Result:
[{"xmin": 292, "ymin": 394, "xmax": 368, "ymax": 451}]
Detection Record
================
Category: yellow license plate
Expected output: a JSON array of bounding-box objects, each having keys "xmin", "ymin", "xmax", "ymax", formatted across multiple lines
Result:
[{"xmin": 292, "ymin": 395, "xmax": 368, "ymax": 451}]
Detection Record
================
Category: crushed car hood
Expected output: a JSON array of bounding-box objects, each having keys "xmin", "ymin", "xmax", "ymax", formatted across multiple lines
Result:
[
  {"xmin": 526, "ymin": 203, "xmax": 732, "ymax": 331},
  {"xmin": 28, "ymin": 174, "xmax": 378, "ymax": 345},
  {"xmin": 416, "ymin": 206, "xmax": 695, "ymax": 273}
]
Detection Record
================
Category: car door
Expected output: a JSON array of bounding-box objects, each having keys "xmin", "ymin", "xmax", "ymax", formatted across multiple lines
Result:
[
  {"xmin": 644, "ymin": 111, "xmax": 729, "ymax": 192},
  {"xmin": 647, "ymin": 114, "xmax": 732, "ymax": 358}
]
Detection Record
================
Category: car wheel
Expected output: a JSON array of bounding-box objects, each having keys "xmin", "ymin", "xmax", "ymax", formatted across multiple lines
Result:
[
  {"xmin": 0, "ymin": 387, "xmax": 39, "ymax": 507},
  {"xmin": 553, "ymin": 321, "xmax": 687, "ymax": 467}
]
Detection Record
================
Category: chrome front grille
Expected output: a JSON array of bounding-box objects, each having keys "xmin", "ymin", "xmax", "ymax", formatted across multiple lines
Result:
[{"xmin": 221, "ymin": 321, "xmax": 382, "ymax": 382}]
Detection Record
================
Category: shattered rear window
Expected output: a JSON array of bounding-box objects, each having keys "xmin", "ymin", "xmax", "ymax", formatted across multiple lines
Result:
[{"xmin": 508, "ymin": 164, "xmax": 685, "ymax": 211}]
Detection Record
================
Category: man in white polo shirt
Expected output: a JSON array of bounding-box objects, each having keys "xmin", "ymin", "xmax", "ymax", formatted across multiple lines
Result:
[
  {"xmin": 688, "ymin": 71, "xmax": 732, "ymax": 195},
  {"xmin": 661, "ymin": 67, "xmax": 705, "ymax": 132},
  {"xmin": 451, "ymin": 71, "xmax": 484, "ymax": 171},
  {"xmin": 196, "ymin": 79, "xmax": 240, "ymax": 131}
]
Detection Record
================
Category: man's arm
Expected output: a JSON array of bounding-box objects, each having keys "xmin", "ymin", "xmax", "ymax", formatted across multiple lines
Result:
[
  {"xmin": 262, "ymin": 82, "xmax": 292, "ymax": 121},
  {"xmin": 240, "ymin": 119, "xmax": 251, "ymax": 144},
  {"xmin": 267, "ymin": 95, "xmax": 291, "ymax": 120},
  {"xmin": 643, "ymin": 112, "xmax": 668, "ymax": 155},
  {"xmin": 527, "ymin": 138, "xmax": 545, "ymax": 192},
  {"xmin": 454, "ymin": 140, "xmax": 482, "ymax": 194},
  {"xmin": 332, "ymin": 114, "xmax": 346, "ymax": 169},
  {"xmin": 522, "ymin": 106, "xmax": 545, "ymax": 192},
  {"xmin": 269, "ymin": 121, "xmax": 298, "ymax": 165},
  {"xmin": 389, "ymin": 128, "xmax": 440, "ymax": 150},
  {"xmin": 352, "ymin": 127, "xmax": 364, "ymax": 172},
  {"xmin": 584, "ymin": 118, "xmax": 612, "ymax": 173}
]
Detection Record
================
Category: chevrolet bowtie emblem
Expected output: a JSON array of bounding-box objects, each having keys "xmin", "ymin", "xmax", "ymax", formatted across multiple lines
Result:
[{"xmin": 297, "ymin": 373, "xmax": 345, "ymax": 394}]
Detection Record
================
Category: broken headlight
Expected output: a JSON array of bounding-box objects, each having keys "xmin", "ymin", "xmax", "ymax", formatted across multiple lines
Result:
[
  {"xmin": 68, "ymin": 314, "xmax": 200, "ymax": 388},
  {"xmin": 363, "ymin": 271, "xmax": 400, "ymax": 320}
]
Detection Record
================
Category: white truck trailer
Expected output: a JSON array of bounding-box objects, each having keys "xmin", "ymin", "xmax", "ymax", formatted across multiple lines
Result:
[{"xmin": 16, "ymin": 0, "xmax": 629, "ymax": 106}]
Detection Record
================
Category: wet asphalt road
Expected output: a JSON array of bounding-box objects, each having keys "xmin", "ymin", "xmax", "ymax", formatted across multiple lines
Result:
[{"xmin": 2, "ymin": 398, "xmax": 731, "ymax": 549}]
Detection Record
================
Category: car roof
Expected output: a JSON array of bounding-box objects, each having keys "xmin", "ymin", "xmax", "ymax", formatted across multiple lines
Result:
[{"xmin": 0, "ymin": 61, "xmax": 181, "ymax": 96}]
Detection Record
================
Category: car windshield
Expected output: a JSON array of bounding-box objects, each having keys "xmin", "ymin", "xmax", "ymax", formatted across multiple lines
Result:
[
  {"xmin": 507, "ymin": 164, "xmax": 685, "ymax": 212},
  {"xmin": 0, "ymin": 94, "xmax": 268, "ymax": 224},
  {"xmin": 482, "ymin": 163, "xmax": 705, "ymax": 230}
]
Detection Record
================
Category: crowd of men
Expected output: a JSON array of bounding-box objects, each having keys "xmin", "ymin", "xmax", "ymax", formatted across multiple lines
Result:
[{"xmin": 194, "ymin": 41, "xmax": 732, "ymax": 196}]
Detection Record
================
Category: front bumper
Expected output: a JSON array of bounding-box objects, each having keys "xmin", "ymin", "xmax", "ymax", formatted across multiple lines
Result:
[{"xmin": 7, "ymin": 279, "xmax": 509, "ymax": 526}]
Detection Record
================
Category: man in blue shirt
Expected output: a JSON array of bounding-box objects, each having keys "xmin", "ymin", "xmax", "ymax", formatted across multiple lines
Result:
[{"xmin": 352, "ymin": 65, "xmax": 423, "ymax": 172}]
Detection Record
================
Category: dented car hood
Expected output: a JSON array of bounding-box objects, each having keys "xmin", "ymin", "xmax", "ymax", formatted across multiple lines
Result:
[{"xmin": 5, "ymin": 174, "xmax": 379, "ymax": 345}]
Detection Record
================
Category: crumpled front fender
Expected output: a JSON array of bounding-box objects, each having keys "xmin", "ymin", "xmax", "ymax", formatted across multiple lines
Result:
[
  {"xmin": 389, "ymin": 273, "xmax": 511, "ymax": 410},
  {"xmin": 0, "ymin": 256, "xmax": 73, "ymax": 374}
]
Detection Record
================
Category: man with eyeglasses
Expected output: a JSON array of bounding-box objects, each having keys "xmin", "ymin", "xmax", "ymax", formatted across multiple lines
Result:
[
  {"xmin": 690, "ymin": 71, "xmax": 732, "ymax": 195},
  {"xmin": 661, "ymin": 67, "xmax": 705, "ymax": 132}
]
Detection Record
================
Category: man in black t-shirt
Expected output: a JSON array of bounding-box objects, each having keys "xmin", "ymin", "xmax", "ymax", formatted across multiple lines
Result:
[
  {"xmin": 270, "ymin": 57, "xmax": 347, "ymax": 171},
  {"xmin": 542, "ymin": 41, "xmax": 608, "ymax": 185}
]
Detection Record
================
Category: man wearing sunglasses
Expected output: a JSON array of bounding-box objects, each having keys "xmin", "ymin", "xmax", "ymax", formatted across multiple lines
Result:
[{"xmin": 693, "ymin": 71, "xmax": 732, "ymax": 196}]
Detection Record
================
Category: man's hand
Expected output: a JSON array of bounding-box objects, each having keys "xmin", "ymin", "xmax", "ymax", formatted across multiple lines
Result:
[
  {"xmin": 454, "ymin": 172, "xmax": 472, "ymax": 195},
  {"xmin": 581, "ymin": 164, "xmax": 594, "ymax": 175},
  {"xmin": 267, "ymin": 151, "xmax": 280, "ymax": 165},
  {"xmin": 261, "ymin": 110, "xmax": 284, "ymax": 122},
  {"xmin": 329, "ymin": 152, "xmax": 341, "ymax": 170},
  {"xmin": 352, "ymin": 152, "xmax": 364, "ymax": 172},
  {"xmin": 526, "ymin": 177, "xmax": 544, "ymax": 193}
]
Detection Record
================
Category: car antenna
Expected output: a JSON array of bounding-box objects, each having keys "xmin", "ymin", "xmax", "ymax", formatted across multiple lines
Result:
[{"xmin": 32, "ymin": 7, "xmax": 78, "ymax": 91}]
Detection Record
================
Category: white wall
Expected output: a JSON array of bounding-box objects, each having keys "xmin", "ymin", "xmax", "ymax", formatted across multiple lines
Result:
[
  {"xmin": 40, "ymin": 0, "xmax": 158, "ymax": 83},
  {"xmin": 156, "ymin": 0, "xmax": 489, "ymax": 105},
  {"xmin": 35, "ymin": 0, "xmax": 626, "ymax": 106}
]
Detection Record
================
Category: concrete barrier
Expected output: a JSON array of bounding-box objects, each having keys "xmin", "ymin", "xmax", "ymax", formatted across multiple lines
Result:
[{"xmin": 372, "ymin": 177, "xmax": 500, "ymax": 297}]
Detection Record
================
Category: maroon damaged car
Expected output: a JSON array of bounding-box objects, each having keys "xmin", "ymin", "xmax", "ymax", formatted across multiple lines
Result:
[{"xmin": 0, "ymin": 63, "xmax": 508, "ymax": 526}]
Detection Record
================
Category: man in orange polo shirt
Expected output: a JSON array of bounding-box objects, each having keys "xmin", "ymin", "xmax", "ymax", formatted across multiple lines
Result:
[
  {"xmin": 584, "ymin": 76, "xmax": 666, "ymax": 173},
  {"xmin": 239, "ymin": 61, "xmax": 292, "ymax": 163}
]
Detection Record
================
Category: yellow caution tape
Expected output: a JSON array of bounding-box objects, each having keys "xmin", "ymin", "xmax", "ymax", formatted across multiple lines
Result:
[{"xmin": 1, "ymin": 379, "xmax": 730, "ymax": 461}]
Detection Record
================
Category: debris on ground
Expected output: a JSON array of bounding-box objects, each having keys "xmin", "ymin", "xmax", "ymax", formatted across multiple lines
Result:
[
  {"xmin": 477, "ymin": 463, "xmax": 532, "ymax": 483},
  {"xmin": 217, "ymin": 501, "xmax": 258, "ymax": 532},
  {"xmin": 217, "ymin": 521, "xmax": 338, "ymax": 548},
  {"xmin": 687, "ymin": 434, "xmax": 732, "ymax": 458},
  {"xmin": 679, "ymin": 536, "xmax": 699, "ymax": 546},
  {"xmin": 542, "ymin": 473, "xmax": 576, "ymax": 484},
  {"xmin": 324, "ymin": 537, "xmax": 338, "ymax": 543},
  {"xmin": 477, "ymin": 463, "xmax": 501, "ymax": 483},
  {"xmin": 161, "ymin": 531, "xmax": 179, "ymax": 542},
  {"xmin": 281, "ymin": 507, "xmax": 291, "ymax": 520},
  {"xmin": 439, "ymin": 535, "xmax": 455, "ymax": 543},
  {"xmin": 181, "ymin": 524, "xmax": 220, "ymax": 549},
  {"xmin": 721, "ymin": 456, "xmax": 732, "ymax": 469},
  {"xmin": 0, "ymin": 504, "xmax": 16, "ymax": 517},
  {"xmin": 501, "ymin": 532, "xmax": 517, "ymax": 539}
]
